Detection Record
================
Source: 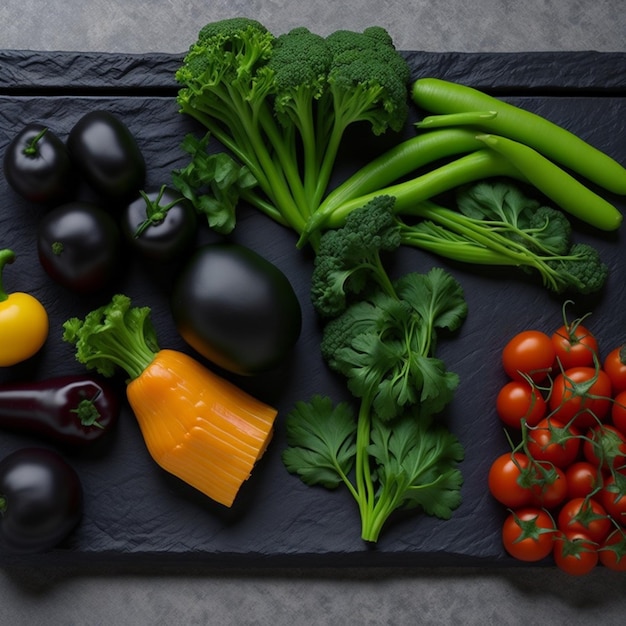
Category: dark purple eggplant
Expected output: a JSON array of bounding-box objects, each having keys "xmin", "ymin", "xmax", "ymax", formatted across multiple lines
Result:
[
  {"xmin": 0, "ymin": 447, "xmax": 83, "ymax": 553},
  {"xmin": 0, "ymin": 375, "xmax": 120, "ymax": 447}
]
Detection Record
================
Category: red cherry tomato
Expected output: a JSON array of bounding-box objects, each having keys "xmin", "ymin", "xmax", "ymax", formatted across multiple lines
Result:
[
  {"xmin": 526, "ymin": 417, "xmax": 581, "ymax": 468},
  {"xmin": 599, "ymin": 529, "xmax": 626, "ymax": 571},
  {"xmin": 529, "ymin": 463, "xmax": 568, "ymax": 510},
  {"xmin": 611, "ymin": 390, "xmax": 626, "ymax": 438},
  {"xmin": 598, "ymin": 475, "xmax": 626, "ymax": 525},
  {"xmin": 551, "ymin": 322, "xmax": 598, "ymax": 370},
  {"xmin": 488, "ymin": 452, "xmax": 533, "ymax": 508},
  {"xmin": 583, "ymin": 424, "xmax": 626, "ymax": 471},
  {"xmin": 557, "ymin": 497, "xmax": 611, "ymax": 544},
  {"xmin": 553, "ymin": 531, "xmax": 598, "ymax": 576},
  {"xmin": 501, "ymin": 507, "xmax": 555, "ymax": 562},
  {"xmin": 565, "ymin": 462, "xmax": 600, "ymax": 500},
  {"xmin": 549, "ymin": 367, "xmax": 612, "ymax": 431},
  {"xmin": 502, "ymin": 330, "xmax": 555, "ymax": 383},
  {"xmin": 603, "ymin": 346, "xmax": 626, "ymax": 395},
  {"xmin": 496, "ymin": 381, "xmax": 547, "ymax": 429}
]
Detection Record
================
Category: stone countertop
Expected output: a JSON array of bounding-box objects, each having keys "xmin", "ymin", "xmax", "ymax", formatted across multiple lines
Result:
[{"xmin": 1, "ymin": 1, "xmax": 625, "ymax": 624}]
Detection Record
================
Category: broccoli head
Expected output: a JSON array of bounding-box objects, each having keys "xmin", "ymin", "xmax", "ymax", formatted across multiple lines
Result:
[
  {"xmin": 324, "ymin": 28, "xmax": 411, "ymax": 136},
  {"xmin": 310, "ymin": 195, "xmax": 402, "ymax": 318},
  {"xmin": 546, "ymin": 242, "xmax": 609, "ymax": 294},
  {"xmin": 175, "ymin": 20, "xmax": 411, "ymax": 238}
]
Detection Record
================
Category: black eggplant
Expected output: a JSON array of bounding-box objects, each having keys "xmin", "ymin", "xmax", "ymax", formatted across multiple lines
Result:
[
  {"xmin": 0, "ymin": 447, "xmax": 83, "ymax": 553},
  {"xmin": 171, "ymin": 242, "xmax": 302, "ymax": 376},
  {"xmin": 0, "ymin": 375, "xmax": 120, "ymax": 447}
]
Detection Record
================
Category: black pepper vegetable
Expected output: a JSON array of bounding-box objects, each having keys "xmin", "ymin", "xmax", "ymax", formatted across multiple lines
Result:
[
  {"xmin": 171, "ymin": 242, "xmax": 302, "ymax": 376},
  {"xmin": 3, "ymin": 123, "xmax": 75, "ymax": 204},
  {"xmin": 67, "ymin": 110, "xmax": 146, "ymax": 202},
  {"xmin": 0, "ymin": 447, "xmax": 83, "ymax": 554},
  {"xmin": 0, "ymin": 375, "xmax": 120, "ymax": 448}
]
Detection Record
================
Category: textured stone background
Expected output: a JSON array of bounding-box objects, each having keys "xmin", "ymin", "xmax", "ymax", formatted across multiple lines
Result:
[
  {"xmin": 1, "ymin": 0, "xmax": 624, "ymax": 53},
  {"xmin": 1, "ymin": 1, "xmax": 625, "ymax": 625}
]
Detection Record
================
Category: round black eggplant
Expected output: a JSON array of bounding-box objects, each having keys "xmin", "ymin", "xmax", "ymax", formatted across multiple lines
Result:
[
  {"xmin": 67, "ymin": 110, "xmax": 146, "ymax": 201},
  {"xmin": 0, "ymin": 447, "xmax": 83, "ymax": 554},
  {"xmin": 120, "ymin": 186, "xmax": 198, "ymax": 262},
  {"xmin": 171, "ymin": 242, "xmax": 302, "ymax": 376},
  {"xmin": 37, "ymin": 201, "xmax": 122, "ymax": 293},
  {"xmin": 3, "ymin": 123, "xmax": 75, "ymax": 204}
]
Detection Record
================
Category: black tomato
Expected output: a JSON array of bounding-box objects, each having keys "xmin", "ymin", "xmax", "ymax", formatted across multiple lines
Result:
[
  {"xmin": 67, "ymin": 110, "xmax": 146, "ymax": 201},
  {"xmin": 3, "ymin": 124, "xmax": 75, "ymax": 204},
  {"xmin": 120, "ymin": 186, "xmax": 198, "ymax": 262},
  {"xmin": 171, "ymin": 242, "xmax": 302, "ymax": 376},
  {"xmin": 0, "ymin": 447, "xmax": 83, "ymax": 554},
  {"xmin": 37, "ymin": 201, "xmax": 122, "ymax": 293}
]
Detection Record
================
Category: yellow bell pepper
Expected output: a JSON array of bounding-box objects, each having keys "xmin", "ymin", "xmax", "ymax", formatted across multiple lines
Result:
[{"xmin": 0, "ymin": 249, "xmax": 49, "ymax": 366}]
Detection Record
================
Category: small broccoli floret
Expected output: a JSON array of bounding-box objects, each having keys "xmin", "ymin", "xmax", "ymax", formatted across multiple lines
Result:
[
  {"xmin": 324, "ymin": 28, "xmax": 411, "ymax": 136},
  {"xmin": 528, "ymin": 205, "xmax": 572, "ymax": 255},
  {"xmin": 310, "ymin": 195, "xmax": 401, "ymax": 317},
  {"xmin": 546, "ymin": 242, "xmax": 609, "ymax": 294}
]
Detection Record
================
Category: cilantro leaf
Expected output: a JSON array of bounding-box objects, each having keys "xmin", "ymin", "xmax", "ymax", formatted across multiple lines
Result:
[{"xmin": 282, "ymin": 395, "xmax": 357, "ymax": 489}]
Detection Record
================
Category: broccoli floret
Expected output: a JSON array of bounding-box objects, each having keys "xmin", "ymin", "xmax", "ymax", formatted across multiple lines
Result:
[
  {"xmin": 310, "ymin": 195, "xmax": 401, "ymax": 317},
  {"xmin": 316, "ymin": 29, "xmax": 410, "ymax": 206},
  {"xmin": 395, "ymin": 182, "xmax": 609, "ymax": 295},
  {"xmin": 545, "ymin": 242, "xmax": 609, "ymax": 294},
  {"xmin": 175, "ymin": 19, "xmax": 410, "ymax": 238},
  {"xmin": 527, "ymin": 205, "xmax": 572, "ymax": 255}
]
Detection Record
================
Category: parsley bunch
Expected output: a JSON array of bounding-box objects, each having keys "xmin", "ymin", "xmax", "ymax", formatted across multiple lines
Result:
[{"xmin": 282, "ymin": 198, "xmax": 467, "ymax": 542}]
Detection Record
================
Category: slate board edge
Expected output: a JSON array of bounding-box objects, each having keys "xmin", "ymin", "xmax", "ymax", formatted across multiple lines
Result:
[{"xmin": 0, "ymin": 50, "xmax": 625, "ymax": 92}]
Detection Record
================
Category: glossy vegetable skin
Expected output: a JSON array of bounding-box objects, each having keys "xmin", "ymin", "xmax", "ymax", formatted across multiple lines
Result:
[
  {"xmin": 37, "ymin": 202, "xmax": 122, "ymax": 293},
  {"xmin": 67, "ymin": 110, "xmax": 146, "ymax": 201},
  {"xmin": 127, "ymin": 349, "xmax": 277, "ymax": 507},
  {"xmin": 0, "ymin": 375, "xmax": 120, "ymax": 447},
  {"xmin": 0, "ymin": 249, "xmax": 49, "ymax": 367},
  {"xmin": 476, "ymin": 133, "xmax": 622, "ymax": 231},
  {"xmin": 0, "ymin": 447, "xmax": 82, "ymax": 554},
  {"xmin": 501, "ymin": 507, "xmax": 555, "ymax": 562},
  {"xmin": 411, "ymin": 77, "xmax": 626, "ymax": 196},
  {"xmin": 120, "ymin": 186, "xmax": 197, "ymax": 262},
  {"xmin": 3, "ymin": 124, "xmax": 75, "ymax": 204},
  {"xmin": 501, "ymin": 330, "xmax": 555, "ymax": 383},
  {"xmin": 171, "ymin": 243, "xmax": 302, "ymax": 375}
]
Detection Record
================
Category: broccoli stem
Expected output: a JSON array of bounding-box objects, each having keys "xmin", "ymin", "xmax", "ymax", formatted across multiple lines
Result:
[
  {"xmin": 398, "ymin": 201, "xmax": 576, "ymax": 293},
  {"xmin": 180, "ymin": 98, "xmax": 309, "ymax": 233}
]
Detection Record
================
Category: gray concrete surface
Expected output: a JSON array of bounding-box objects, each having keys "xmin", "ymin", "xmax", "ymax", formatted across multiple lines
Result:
[{"xmin": 1, "ymin": 1, "xmax": 626, "ymax": 624}]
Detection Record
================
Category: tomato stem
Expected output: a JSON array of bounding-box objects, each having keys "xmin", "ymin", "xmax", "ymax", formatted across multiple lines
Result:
[
  {"xmin": 0, "ymin": 249, "xmax": 17, "ymax": 302},
  {"xmin": 23, "ymin": 127, "xmax": 48, "ymax": 157},
  {"xmin": 133, "ymin": 185, "xmax": 186, "ymax": 238}
]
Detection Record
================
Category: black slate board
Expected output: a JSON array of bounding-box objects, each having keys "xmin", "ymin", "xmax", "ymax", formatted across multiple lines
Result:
[{"xmin": 0, "ymin": 50, "xmax": 625, "ymax": 568}]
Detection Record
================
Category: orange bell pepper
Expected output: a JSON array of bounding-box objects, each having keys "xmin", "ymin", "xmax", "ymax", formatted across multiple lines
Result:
[
  {"xmin": 63, "ymin": 294, "xmax": 276, "ymax": 507},
  {"xmin": 128, "ymin": 349, "xmax": 275, "ymax": 506}
]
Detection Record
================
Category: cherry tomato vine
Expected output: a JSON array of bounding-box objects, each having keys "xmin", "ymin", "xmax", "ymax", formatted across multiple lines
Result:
[{"xmin": 489, "ymin": 300, "xmax": 626, "ymax": 575}]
